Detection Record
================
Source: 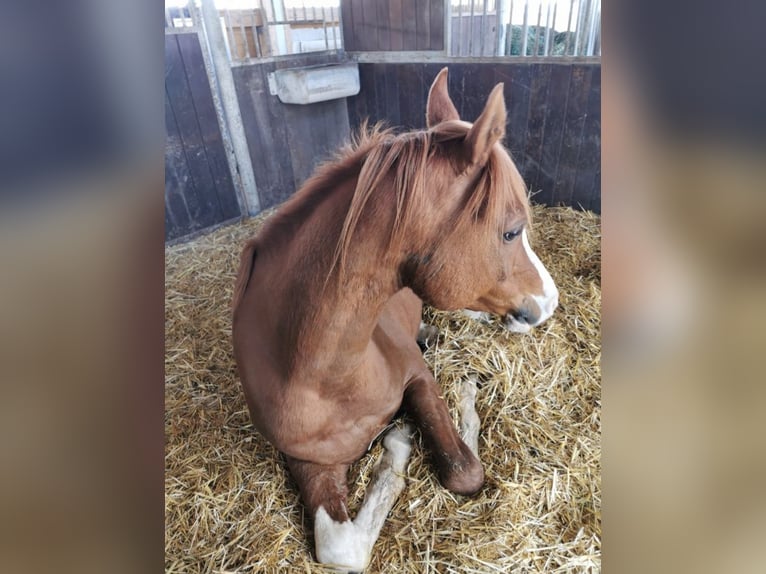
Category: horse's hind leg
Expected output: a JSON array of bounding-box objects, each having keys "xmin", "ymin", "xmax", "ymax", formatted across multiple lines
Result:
[
  {"xmin": 403, "ymin": 374, "xmax": 484, "ymax": 495},
  {"xmin": 286, "ymin": 425, "xmax": 413, "ymax": 572}
]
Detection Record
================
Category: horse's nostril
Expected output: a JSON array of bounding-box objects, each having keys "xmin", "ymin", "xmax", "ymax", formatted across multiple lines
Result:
[{"xmin": 512, "ymin": 308, "xmax": 531, "ymax": 324}]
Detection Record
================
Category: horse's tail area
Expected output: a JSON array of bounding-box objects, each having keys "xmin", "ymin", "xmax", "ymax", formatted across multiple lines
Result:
[{"xmin": 232, "ymin": 238, "xmax": 258, "ymax": 314}]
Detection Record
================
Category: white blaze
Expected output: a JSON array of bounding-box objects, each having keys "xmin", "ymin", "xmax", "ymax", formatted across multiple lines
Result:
[{"xmin": 522, "ymin": 229, "xmax": 559, "ymax": 323}]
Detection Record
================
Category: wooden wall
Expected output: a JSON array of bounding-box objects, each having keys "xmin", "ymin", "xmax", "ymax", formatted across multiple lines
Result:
[
  {"xmin": 346, "ymin": 62, "xmax": 601, "ymax": 212},
  {"xmin": 341, "ymin": 0, "xmax": 444, "ymax": 51},
  {"xmin": 231, "ymin": 54, "xmax": 352, "ymax": 210},
  {"xmin": 165, "ymin": 33, "xmax": 240, "ymax": 242}
]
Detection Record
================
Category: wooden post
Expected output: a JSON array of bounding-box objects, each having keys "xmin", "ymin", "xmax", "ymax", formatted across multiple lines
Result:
[{"xmin": 199, "ymin": 0, "xmax": 260, "ymax": 215}]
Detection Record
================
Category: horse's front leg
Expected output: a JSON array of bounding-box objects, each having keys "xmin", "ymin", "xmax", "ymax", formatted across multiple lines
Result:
[
  {"xmin": 403, "ymin": 373, "xmax": 484, "ymax": 495},
  {"xmin": 285, "ymin": 424, "xmax": 413, "ymax": 573}
]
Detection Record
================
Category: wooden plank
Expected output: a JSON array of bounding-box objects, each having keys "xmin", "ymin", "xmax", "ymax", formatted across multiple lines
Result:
[
  {"xmin": 372, "ymin": 64, "xmax": 388, "ymax": 122},
  {"xmin": 429, "ymin": 0, "xmax": 444, "ymax": 50},
  {"xmin": 360, "ymin": 0, "xmax": 378, "ymax": 51},
  {"xmin": 572, "ymin": 65, "xmax": 600, "ymax": 210},
  {"xmin": 535, "ymin": 64, "xmax": 572, "ymax": 206},
  {"xmin": 164, "ymin": 34, "xmax": 222, "ymax": 229},
  {"xmin": 415, "ymin": 0, "xmax": 430, "ymax": 50},
  {"xmin": 351, "ymin": 0, "xmax": 366, "ymax": 51},
  {"xmin": 284, "ymin": 99, "xmax": 350, "ymax": 190},
  {"xmin": 232, "ymin": 63, "xmax": 294, "ymax": 210},
  {"xmin": 556, "ymin": 65, "xmax": 594, "ymax": 208},
  {"xmin": 341, "ymin": 0, "xmax": 355, "ymax": 51},
  {"xmin": 375, "ymin": 0, "xmax": 391, "ymax": 51},
  {"xmin": 176, "ymin": 33, "xmax": 239, "ymax": 220},
  {"xmin": 382, "ymin": 65, "xmax": 401, "ymax": 125},
  {"xmin": 165, "ymin": 90, "xmax": 192, "ymax": 241},
  {"xmin": 347, "ymin": 63, "xmax": 373, "ymax": 129},
  {"xmin": 397, "ymin": 64, "xmax": 425, "ymax": 129},
  {"xmin": 497, "ymin": 64, "xmax": 532, "ymax": 175},
  {"xmin": 401, "ymin": 0, "xmax": 418, "ymax": 50},
  {"xmin": 388, "ymin": 0, "xmax": 404, "ymax": 51},
  {"xmin": 522, "ymin": 63, "xmax": 552, "ymax": 198}
]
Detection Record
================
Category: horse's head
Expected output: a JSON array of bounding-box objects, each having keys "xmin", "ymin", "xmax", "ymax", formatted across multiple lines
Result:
[{"xmin": 410, "ymin": 68, "xmax": 559, "ymax": 333}]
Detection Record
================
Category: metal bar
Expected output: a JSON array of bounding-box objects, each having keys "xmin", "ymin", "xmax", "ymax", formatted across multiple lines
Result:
[
  {"xmin": 199, "ymin": 0, "xmax": 260, "ymax": 215},
  {"xmin": 504, "ymin": 0, "xmax": 513, "ymax": 55},
  {"xmin": 588, "ymin": 0, "xmax": 599, "ymax": 55},
  {"xmin": 444, "ymin": 0, "xmax": 452, "ymax": 55},
  {"xmin": 550, "ymin": 2, "xmax": 557, "ymax": 55},
  {"xmin": 480, "ymin": 0, "xmax": 488, "ymax": 56},
  {"xmin": 468, "ymin": 0, "xmax": 476, "ymax": 56},
  {"xmin": 165, "ymin": 6, "xmax": 172, "ymax": 29},
  {"xmin": 456, "ymin": 0, "xmax": 464, "ymax": 56},
  {"xmin": 543, "ymin": 2, "xmax": 550, "ymax": 56},
  {"xmin": 322, "ymin": 6, "xmax": 329, "ymax": 50},
  {"xmin": 521, "ymin": 1, "xmax": 528, "ymax": 56},
  {"xmin": 533, "ymin": 2, "xmax": 541, "ymax": 56},
  {"xmin": 565, "ymin": 0, "xmax": 575, "ymax": 55},
  {"xmin": 331, "ymin": 7, "xmax": 338, "ymax": 49}
]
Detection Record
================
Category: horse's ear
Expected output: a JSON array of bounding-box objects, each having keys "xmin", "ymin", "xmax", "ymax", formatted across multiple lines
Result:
[
  {"xmin": 426, "ymin": 67, "xmax": 460, "ymax": 128},
  {"xmin": 465, "ymin": 83, "xmax": 506, "ymax": 166}
]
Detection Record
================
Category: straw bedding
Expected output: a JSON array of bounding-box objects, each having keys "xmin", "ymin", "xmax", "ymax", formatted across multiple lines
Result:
[{"xmin": 165, "ymin": 204, "xmax": 601, "ymax": 573}]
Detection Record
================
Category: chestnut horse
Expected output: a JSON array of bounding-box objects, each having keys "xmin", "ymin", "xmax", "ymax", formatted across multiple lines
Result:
[{"xmin": 232, "ymin": 68, "xmax": 558, "ymax": 572}]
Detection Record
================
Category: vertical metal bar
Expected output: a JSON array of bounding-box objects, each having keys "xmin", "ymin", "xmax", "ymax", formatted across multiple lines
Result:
[
  {"xmin": 322, "ymin": 6, "xmax": 329, "ymax": 50},
  {"xmin": 469, "ymin": 0, "xmax": 476, "ymax": 56},
  {"xmin": 566, "ymin": 0, "xmax": 575, "ymax": 55},
  {"xmin": 331, "ymin": 7, "xmax": 338, "ymax": 49},
  {"xmin": 543, "ymin": 2, "xmax": 551, "ymax": 56},
  {"xmin": 199, "ymin": 0, "xmax": 260, "ymax": 215},
  {"xmin": 444, "ymin": 0, "xmax": 453, "ymax": 55},
  {"xmin": 532, "ymin": 2, "xmax": 541, "ymax": 56},
  {"xmin": 586, "ymin": 0, "xmax": 598, "ymax": 55},
  {"xmin": 573, "ymin": 0, "xmax": 582, "ymax": 56},
  {"xmin": 521, "ymin": 0, "xmax": 528, "ymax": 56},
  {"xmin": 480, "ymin": 0, "xmax": 488, "ymax": 56},
  {"xmin": 165, "ymin": 6, "xmax": 172, "ymax": 29},
  {"xmin": 456, "ymin": 1, "xmax": 464, "ymax": 56},
  {"xmin": 302, "ymin": 1, "xmax": 308, "ymax": 21},
  {"xmin": 505, "ymin": 0, "xmax": 513, "ymax": 55}
]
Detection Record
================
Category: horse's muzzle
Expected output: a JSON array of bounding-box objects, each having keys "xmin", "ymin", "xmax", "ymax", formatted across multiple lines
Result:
[{"xmin": 503, "ymin": 291, "xmax": 559, "ymax": 333}]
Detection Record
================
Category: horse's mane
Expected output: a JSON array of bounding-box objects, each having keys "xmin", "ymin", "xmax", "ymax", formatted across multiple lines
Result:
[
  {"xmin": 329, "ymin": 120, "xmax": 531, "ymax": 282},
  {"xmin": 233, "ymin": 120, "xmax": 530, "ymax": 309}
]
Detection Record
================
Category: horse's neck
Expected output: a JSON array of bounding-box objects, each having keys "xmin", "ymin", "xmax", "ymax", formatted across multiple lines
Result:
[{"xmin": 267, "ymin": 180, "xmax": 401, "ymax": 377}]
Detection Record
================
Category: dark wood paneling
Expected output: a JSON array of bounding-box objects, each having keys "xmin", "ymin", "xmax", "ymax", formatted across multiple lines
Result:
[
  {"xmin": 232, "ymin": 53, "xmax": 351, "ymax": 211},
  {"xmin": 342, "ymin": 0, "xmax": 443, "ymax": 51},
  {"xmin": 176, "ymin": 34, "xmax": 239, "ymax": 221},
  {"xmin": 535, "ymin": 64, "xmax": 572, "ymax": 205},
  {"xmin": 415, "ymin": 0, "xmax": 430, "ymax": 50},
  {"xmin": 164, "ymin": 34, "xmax": 241, "ymax": 241},
  {"xmin": 429, "ymin": 1, "xmax": 444, "ymax": 50},
  {"xmin": 388, "ymin": 0, "xmax": 404, "ymax": 50},
  {"xmin": 165, "ymin": 33, "xmax": 241, "ymax": 241},
  {"xmin": 346, "ymin": 61, "xmax": 601, "ymax": 212},
  {"xmin": 556, "ymin": 65, "xmax": 593, "ymax": 209}
]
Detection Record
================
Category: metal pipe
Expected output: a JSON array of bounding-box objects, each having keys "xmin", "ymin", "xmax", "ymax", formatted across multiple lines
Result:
[
  {"xmin": 521, "ymin": 1, "xmax": 528, "ymax": 56},
  {"xmin": 199, "ymin": 0, "xmax": 260, "ymax": 215}
]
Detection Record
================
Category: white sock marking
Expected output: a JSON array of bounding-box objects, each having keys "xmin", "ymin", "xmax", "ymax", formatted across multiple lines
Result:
[
  {"xmin": 314, "ymin": 425, "xmax": 413, "ymax": 572},
  {"xmin": 458, "ymin": 378, "xmax": 480, "ymax": 457}
]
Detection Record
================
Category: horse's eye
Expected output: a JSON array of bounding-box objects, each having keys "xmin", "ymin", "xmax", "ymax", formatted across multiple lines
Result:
[{"xmin": 503, "ymin": 229, "xmax": 521, "ymax": 243}]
